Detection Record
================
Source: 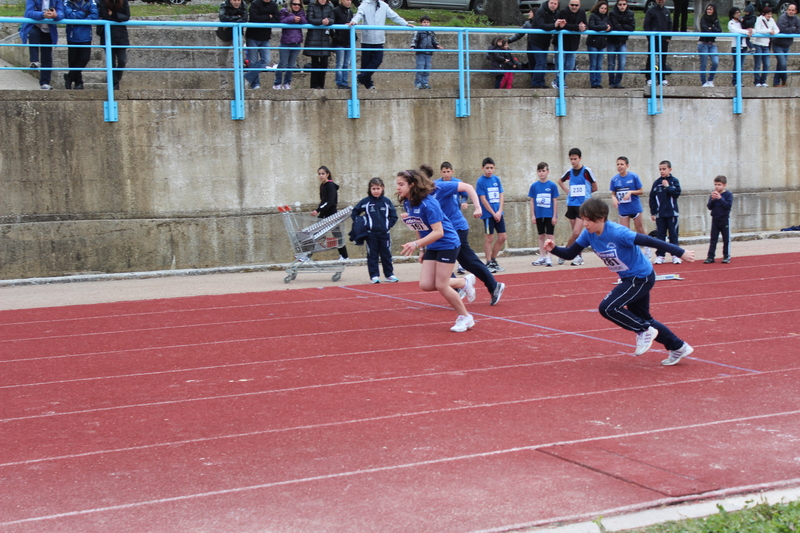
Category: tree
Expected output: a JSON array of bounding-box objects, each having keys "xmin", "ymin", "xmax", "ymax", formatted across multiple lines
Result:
[{"xmin": 484, "ymin": 0, "xmax": 525, "ymax": 27}]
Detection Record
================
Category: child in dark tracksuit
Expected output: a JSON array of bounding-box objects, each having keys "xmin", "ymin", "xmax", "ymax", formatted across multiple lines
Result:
[
  {"xmin": 352, "ymin": 177, "xmax": 399, "ymax": 283},
  {"xmin": 649, "ymin": 160, "xmax": 682, "ymax": 264},
  {"xmin": 705, "ymin": 174, "xmax": 734, "ymax": 263}
]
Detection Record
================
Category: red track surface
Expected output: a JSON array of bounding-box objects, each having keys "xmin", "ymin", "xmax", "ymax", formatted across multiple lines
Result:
[{"xmin": 2, "ymin": 254, "xmax": 800, "ymax": 533}]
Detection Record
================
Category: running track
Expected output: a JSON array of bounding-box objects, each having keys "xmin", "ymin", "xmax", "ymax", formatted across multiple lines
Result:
[{"xmin": 1, "ymin": 254, "xmax": 799, "ymax": 533}]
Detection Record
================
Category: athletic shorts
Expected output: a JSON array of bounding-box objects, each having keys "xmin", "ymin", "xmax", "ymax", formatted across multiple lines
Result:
[
  {"xmin": 423, "ymin": 246, "xmax": 460, "ymax": 263},
  {"xmin": 620, "ymin": 211, "xmax": 642, "ymax": 219},
  {"xmin": 565, "ymin": 205, "xmax": 582, "ymax": 220},
  {"xmin": 482, "ymin": 216, "xmax": 506, "ymax": 235},
  {"xmin": 535, "ymin": 217, "xmax": 555, "ymax": 235}
]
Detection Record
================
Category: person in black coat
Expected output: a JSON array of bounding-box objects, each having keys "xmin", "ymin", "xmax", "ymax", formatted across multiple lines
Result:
[
  {"xmin": 244, "ymin": 0, "xmax": 279, "ymax": 89},
  {"xmin": 304, "ymin": 0, "xmax": 335, "ymax": 89},
  {"xmin": 95, "ymin": 0, "xmax": 129, "ymax": 90},
  {"xmin": 555, "ymin": 0, "xmax": 586, "ymax": 88},
  {"xmin": 509, "ymin": 0, "xmax": 564, "ymax": 88},
  {"xmin": 311, "ymin": 166, "xmax": 349, "ymax": 259},
  {"xmin": 586, "ymin": 0, "xmax": 610, "ymax": 88},
  {"xmin": 607, "ymin": 0, "xmax": 634, "ymax": 88},
  {"xmin": 216, "ymin": 0, "xmax": 248, "ymax": 89},
  {"xmin": 643, "ymin": 0, "xmax": 671, "ymax": 84},
  {"xmin": 332, "ymin": 0, "xmax": 355, "ymax": 88}
]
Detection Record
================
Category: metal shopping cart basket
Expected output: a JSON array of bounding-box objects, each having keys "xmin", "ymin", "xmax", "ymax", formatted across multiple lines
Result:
[{"xmin": 278, "ymin": 204, "xmax": 353, "ymax": 283}]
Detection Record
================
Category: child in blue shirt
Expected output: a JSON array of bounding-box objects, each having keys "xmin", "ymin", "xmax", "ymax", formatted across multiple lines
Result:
[
  {"xmin": 558, "ymin": 148, "xmax": 598, "ymax": 266},
  {"xmin": 352, "ymin": 177, "xmax": 399, "ymax": 283},
  {"xmin": 476, "ymin": 157, "xmax": 507, "ymax": 273},
  {"xmin": 705, "ymin": 175, "xmax": 734, "ymax": 263},
  {"xmin": 528, "ymin": 162, "xmax": 560, "ymax": 267},
  {"xmin": 397, "ymin": 169, "xmax": 476, "ymax": 333},
  {"xmin": 610, "ymin": 156, "xmax": 651, "ymax": 260},
  {"xmin": 544, "ymin": 198, "xmax": 696, "ymax": 366}
]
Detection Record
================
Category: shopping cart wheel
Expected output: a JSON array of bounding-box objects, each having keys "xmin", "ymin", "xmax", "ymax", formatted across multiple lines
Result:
[
  {"xmin": 332, "ymin": 272, "xmax": 342, "ymax": 282},
  {"xmin": 284, "ymin": 275, "xmax": 292, "ymax": 284}
]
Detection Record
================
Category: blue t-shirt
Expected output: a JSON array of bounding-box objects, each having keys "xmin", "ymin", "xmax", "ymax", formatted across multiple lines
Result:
[
  {"xmin": 402, "ymin": 197, "xmax": 461, "ymax": 251},
  {"xmin": 576, "ymin": 221, "xmax": 653, "ymax": 279},
  {"xmin": 527, "ymin": 180, "xmax": 560, "ymax": 219},
  {"xmin": 609, "ymin": 172, "xmax": 644, "ymax": 217},
  {"xmin": 560, "ymin": 166, "xmax": 596, "ymax": 207},
  {"xmin": 476, "ymin": 175, "xmax": 503, "ymax": 220},
  {"xmin": 431, "ymin": 179, "xmax": 469, "ymax": 231}
]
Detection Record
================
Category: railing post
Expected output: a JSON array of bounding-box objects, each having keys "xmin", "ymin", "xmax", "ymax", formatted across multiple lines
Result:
[
  {"xmin": 103, "ymin": 22, "xmax": 118, "ymax": 122},
  {"xmin": 733, "ymin": 36, "xmax": 743, "ymax": 114},
  {"xmin": 230, "ymin": 24, "xmax": 245, "ymax": 120},
  {"xmin": 647, "ymin": 33, "xmax": 659, "ymax": 116},
  {"xmin": 555, "ymin": 32, "xmax": 566, "ymax": 117},
  {"xmin": 455, "ymin": 29, "xmax": 469, "ymax": 118},
  {"xmin": 348, "ymin": 25, "xmax": 360, "ymax": 119}
]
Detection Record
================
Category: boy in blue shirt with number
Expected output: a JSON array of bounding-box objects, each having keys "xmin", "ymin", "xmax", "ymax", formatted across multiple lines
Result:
[
  {"xmin": 528, "ymin": 162, "xmax": 560, "ymax": 267},
  {"xmin": 544, "ymin": 198, "xmax": 696, "ymax": 366},
  {"xmin": 558, "ymin": 148, "xmax": 598, "ymax": 266},
  {"xmin": 476, "ymin": 157, "xmax": 507, "ymax": 273},
  {"xmin": 610, "ymin": 156, "xmax": 651, "ymax": 260}
]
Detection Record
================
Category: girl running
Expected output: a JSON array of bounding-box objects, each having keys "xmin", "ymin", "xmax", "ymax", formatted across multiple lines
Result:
[{"xmin": 396, "ymin": 169, "xmax": 475, "ymax": 333}]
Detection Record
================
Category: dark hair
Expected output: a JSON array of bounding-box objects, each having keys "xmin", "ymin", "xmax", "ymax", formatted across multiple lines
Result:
[
  {"xmin": 537, "ymin": 162, "xmax": 549, "ymax": 171},
  {"xmin": 578, "ymin": 198, "xmax": 609, "ymax": 222},
  {"xmin": 419, "ymin": 14, "xmax": 431, "ymax": 22},
  {"xmin": 482, "ymin": 157, "xmax": 495, "ymax": 167},
  {"xmin": 493, "ymin": 37, "xmax": 508, "ymax": 47},
  {"xmin": 729, "ymin": 6, "xmax": 740, "ymax": 18},
  {"xmin": 590, "ymin": 0, "xmax": 608, "ymax": 14},
  {"xmin": 714, "ymin": 175, "xmax": 728, "ymax": 184},
  {"xmin": 318, "ymin": 166, "xmax": 332, "ymax": 180},
  {"xmin": 617, "ymin": 156, "xmax": 629, "ymax": 165},
  {"xmin": 396, "ymin": 169, "xmax": 435, "ymax": 206},
  {"xmin": 568, "ymin": 147, "xmax": 582, "ymax": 158},
  {"xmin": 441, "ymin": 161, "xmax": 453, "ymax": 170},
  {"xmin": 659, "ymin": 160, "xmax": 672, "ymax": 169},
  {"xmin": 419, "ymin": 164, "xmax": 434, "ymax": 178},
  {"xmin": 762, "ymin": 6, "xmax": 772, "ymax": 14},
  {"xmin": 367, "ymin": 177, "xmax": 385, "ymax": 196}
]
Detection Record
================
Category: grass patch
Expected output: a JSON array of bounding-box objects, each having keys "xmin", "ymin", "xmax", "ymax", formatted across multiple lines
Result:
[{"xmin": 610, "ymin": 499, "xmax": 800, "ymax": 533}]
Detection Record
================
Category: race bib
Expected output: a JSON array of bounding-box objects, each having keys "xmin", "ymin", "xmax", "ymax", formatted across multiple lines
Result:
[
  {"xmin": 570, "ymin": 184, "xmax": 586, "ymax": 198},
  {"xmin": 402, "ymin": 216, "xmax": 429, "ymax": 232},
  {"xmin": 487, "ymin": 187, "xmax": 501, "ymax": 202},
  {"xmin": 615, "ymin": 189, "xmax": 631, "ymax": 203},
  {"xmin": 596, "ymin": 249, "xmax": 629, "ymax": 273},
  {"xmin": 536, "ymin": 193, "xmax": 552, "ymax": 209}
]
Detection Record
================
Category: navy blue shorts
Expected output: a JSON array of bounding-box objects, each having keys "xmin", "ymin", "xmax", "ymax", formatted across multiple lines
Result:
[{"xmin": 483, "ymin": 217, "xmax": 506, "ymax": 235}]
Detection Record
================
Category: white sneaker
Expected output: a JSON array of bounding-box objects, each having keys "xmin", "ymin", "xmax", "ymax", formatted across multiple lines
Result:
[
  {"xmin": 40, "ymin": 84, "xmax": 52, "ymax": 90},
  {"xmin": 571, "ymin": 255, "xmax": 584, "ymax": 266},
  {"xmin": 646, "ymin": 79, "xmax": 652, "ymax": 87},
  {"xmin": 545, "ymin": 257, "xmax": 553, "ymax": 267},
  {"xmin": 661, "ymin": 79, "xmax": 669, "ymax": 86},
  {"xmin": 645, "ymin": 247, "xmax": 652, "ymax": 259},
  {"xmin": 273, "ymin": 84, "xmax": 281, "ymax": 90},
  {"xmin": 532, "ymin": 257, "xmax": 548, "ymax": 266},
  {"xmin": 385, "ymin": 275, "xmax": 399, "ymax": 283},
  {"xmin": 282, "ymin": 84, "xmax": 291, "ymax": 90},
  {"xmin": 558, "ymin": 257, "xmax": 565, "ymax": 265},
  {"xmin": 463, "ymin": 273, "xmax": 476, "ymax": 303},
  {"xmin": 634, "ymin": 326, "xmax": 659, "ymax": 356},
  {"xmin": 661, "ymin": 342, "xmax": 693, "ymax": 366},
  {"xmin": 672, "ymin": 256, "xmax": 682, "ymax": 264},
  {"xmin": 702, "ymin": 81, "xmax": 711, "ymax": 87},
  {"xmin": 339, "ymin": 255, "xmax": 347, "ymax": 262},
  {"xmin": 370, "ymin": 277, "xmax": 380, "ymax": 284},
  {"xmin": 450, "ymin": 314, "xmax": 475, "ymax": 333},
  {"xmin": 708, "ymin": 80, "xmax": 714, "ymax": 87},
  {"xmin": 654, "ymin": 256, "xmax": 665, "ymax": 264}
]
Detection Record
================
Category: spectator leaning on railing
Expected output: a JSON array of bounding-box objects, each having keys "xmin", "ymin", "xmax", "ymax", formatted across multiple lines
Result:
[
  {"xmin": 509, "ymin": 0, "xmax": 564, "ymax": 89},
  {"xmin": 752, "ymin": 6, "xmax": 778, "ymax": 88},
  {"xmin": 244, "ymin": 0, "xmax": 279, "ymax": 90},
  {"xmin": 554, "ymin": 0, "xmax": 586, "ymax": 89},
  {"xmin": 63, "ymin": 0, "xmax": 98, "ymax": 90},
  {"xmin": 607, "ymin": 0, "xmax": 634, "ymax": 88},
  {"xmin": 216, "ymin": 0, "xmax": 248, "ymax": 89},
  {"xmin": 21, "ymin": 0, "xmax": 65, "ymax": 90},
  {"xmin": 96, "ymin": 0, "xmax": 130, "ymax": 90},
  {"xmin": 347, "ymin": 0, "xmax": 412, "ymax": 91},
  {"xmin": 773, "ymin": 3, "xmax": 800, "ymax": 87},
  {"xmin": 727, "ymin": 7, "xmax": 752, "ymax": 86}
]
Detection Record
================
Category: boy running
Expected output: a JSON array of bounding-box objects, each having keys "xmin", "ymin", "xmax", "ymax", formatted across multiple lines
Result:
[{"xmin": 544, "ymin": 198, "xmax": 696, "ymax": 366}]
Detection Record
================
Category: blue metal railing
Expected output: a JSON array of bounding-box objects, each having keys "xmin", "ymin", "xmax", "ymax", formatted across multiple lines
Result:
[{"xmin": 0, "ymin": 16, "xmax": 775, "ymax": 122}]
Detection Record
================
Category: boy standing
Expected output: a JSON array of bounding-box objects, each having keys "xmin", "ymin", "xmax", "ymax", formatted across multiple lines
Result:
[
  {"xmin": 558, "ymin": 147, "xmax": 598, "ymax": 266},
  {"xmin": 476, "ymin": 157, "xmax": 507, "ymax": 273},
  {"xmin": 705, "ymin": 175, "xmax": 734, "ymax": 263},
  {"xmin": 609, "ymin": 156, "xmax": 650, "ymax": 259},
  {"xmin": 544, "ymin": 198, "xmax": 696, "ymax": 366},
  {"xmin": 528, "ymin": 162, "xmax": 560, "ymax": 267},
  {"xmin": 410, "ymin": 15, "xmax": 442, "ymax": 89},
  {"xmin": 649, "ymin": 160, "xmax": 682, "ymax": 264}
]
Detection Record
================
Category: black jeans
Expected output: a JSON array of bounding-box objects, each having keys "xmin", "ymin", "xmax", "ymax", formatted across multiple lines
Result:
[
  {"xmin": 357, "ymin": 43, "xmax": 383, "ymax": 88},
  {"xmin": 672, "ymin": 0, "xmax": 689, "ymax": 32},
  {"xmin": 67, "ymin": 42, "xmax": 91, "ymax": 86},
  {"xmin": 310, "ymin": 55, "xmax": 329, "ymax": 89}
]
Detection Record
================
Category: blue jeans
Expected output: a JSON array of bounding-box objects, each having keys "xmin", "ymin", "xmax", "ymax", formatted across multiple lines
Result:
[
  {"xmin": 753, "ymin": 44, "xmax": 770, "ymax": 85},
  {"xmin": 529, "ymin": 44, "xmax": 548, "ymax": 87},
  {"xmin": 555, "ymin": 51, "xmax": 576, "ymax": 86},
  {"xmin": 587, "ymin": 46, "xmax": 605, "ymax": 86},
  {"xmin": 28, "ymin": 26, "xmax": 53, "ymax": 86},
  {"xmin": 414, "ymin": 53, "xmax": 431, "ymax": 87},
  {"xmin": 275, "ymin": 43, "xmax": 301, "ymax": 86},
  {"xmin": 244, "ymin": 38, "xmax": 271, "ymax": 87},
  {"xmin": 334, "ymin": 47, "xmax": 351, "ymax": 87},
  {"xmin": 697, "ymin": 42, "xmax": 718, "ymax": 83},
  {"xmin": 772, "ymin": 44, "xmax": 790, "ymax": 85},
  {"xmin": 607, "ymin": 42, "xmax": 627, "ymax": 86}
]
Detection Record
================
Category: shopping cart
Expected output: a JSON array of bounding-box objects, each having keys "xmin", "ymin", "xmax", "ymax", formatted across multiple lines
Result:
[{"xmin": 278, "ymin": 204, "xmax": 353, "ymax": 284}]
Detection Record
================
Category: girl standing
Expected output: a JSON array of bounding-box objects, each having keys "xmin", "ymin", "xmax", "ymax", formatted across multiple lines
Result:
[
  {"xmin": 587, "ymin": 0, "xmax": 611, "ymax": 89},
  {"xmin": 697, "ymin": 4, "xmax": 721, "ymax": 87},
  {"xmin": 352, "ymin": 178, "xmax": 399, "ymax": 283},
  {"xmin": 311, "ymin": 166, "xmax": 349, "ymax": 260},
  {"xmin": 396, "ymin": 169, "xmax": 476, "ymax": 333},
  {"xmin": 274, "ymin": 0, "xmax": 306, "ymax": 90},
  {"xmin": 753, "ymin": 7, "xmax": 779, "ymax": 87}
]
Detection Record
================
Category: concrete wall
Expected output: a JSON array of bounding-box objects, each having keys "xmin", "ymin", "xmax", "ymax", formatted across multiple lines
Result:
[{"xmin": 1, "ymin": 87, "xmax": 798, "ymax": 279}]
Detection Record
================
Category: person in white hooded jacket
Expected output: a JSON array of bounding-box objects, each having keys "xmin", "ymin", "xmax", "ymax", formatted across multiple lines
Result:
[
  {"xmin": 347, "ymin": 0, "xmax": 411, "ymax": 89},
  {"xmin": 727, "ymin": 7, "xmax": 752, "ymax": 86},
  {"xmin": 752, "ymin": 6, "xmax": 779, "ymax": 87}
]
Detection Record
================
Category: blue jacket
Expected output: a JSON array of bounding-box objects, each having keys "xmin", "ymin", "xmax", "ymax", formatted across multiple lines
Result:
[
  {"xmin": 64, "ymin": 0, "xmax": 98, "ymax": 43},
  {"xmin": 649, "ymin": 175, "xmax": 681, "ymax": 218},
  {"xmin": 707, "ymin": 190, "xmax": 734, "ymax": 220},
  {"xmin": 351, "ymin": 195, "xmax": 397, "ymax": 235},
  {"xmin": 21, "ymin": 0, "xmax": 65, "ymax": 45}
]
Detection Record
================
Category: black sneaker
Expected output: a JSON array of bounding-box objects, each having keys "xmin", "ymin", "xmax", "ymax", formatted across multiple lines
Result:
[
  {"xmin": 703, "ymin": 257, "xmax": 715, "ymax": 264},
  {"xmin": 486, "ymin": 261, "xmax": 497, "ymax": 273},
  {"xmin": 490, "ymin": 260, "xmax": 505, "ymax": 272},
  {"xmin": 64, "ymin": 73, "xmax": 72, "ymax": 90},
  {"xmin": 490, "ymin": 282, "xmax": 505, "ymax": 306}
]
